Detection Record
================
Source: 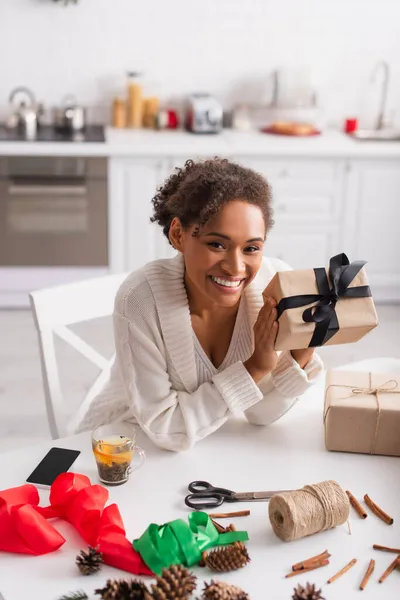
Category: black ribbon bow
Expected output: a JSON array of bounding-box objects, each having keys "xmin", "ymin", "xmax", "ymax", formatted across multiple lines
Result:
[{"xmin": 276, "ymin": 253, "xmax": 372, "ymax": 347}]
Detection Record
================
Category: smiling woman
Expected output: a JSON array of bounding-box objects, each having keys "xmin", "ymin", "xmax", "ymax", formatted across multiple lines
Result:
[{"xmin": 72, "ymin": 158, "xmax": 323, "ymax": 451}]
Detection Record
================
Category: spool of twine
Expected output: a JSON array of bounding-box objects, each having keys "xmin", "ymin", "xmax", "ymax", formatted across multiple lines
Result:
[{"xmin": 268, "ymin": 480, "xmax": 350, "ymax": 542}]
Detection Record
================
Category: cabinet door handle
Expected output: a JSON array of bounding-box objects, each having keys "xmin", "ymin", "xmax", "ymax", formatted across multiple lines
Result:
[
  {"xmin": 277, "ymin": 203, "xmax": 287, "ymax": 212},
  {"xmin": 8, "ymin": 184, "xmax": 87, "ymax": 196}
]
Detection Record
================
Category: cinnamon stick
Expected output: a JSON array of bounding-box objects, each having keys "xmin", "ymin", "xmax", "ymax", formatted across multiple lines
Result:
[
  {"xmin": 346, "ymin": 490, "xmax": 367, "ymax": 519},
  {"xmin": 360, "ymin": 559, "xmax": 375, "ymax": 590},
  {"xmin": 210, "ymin": 518, "xmax": 227, "ymax": 534},
  {"xmin": 292, "ymin": 550, "xmax": 331, "ymax": 572},
  {"xmin": 364, "ymin": 494, "xmax": 394, "ymax": 525},
  {"xmin": 378, "ymin": 554, "xmax": 400, "ymax": 583},
  {"xmin": 208, "ymin": 510, "xmax": 250, "ymax": 519},
  {"xmin": 373, "ymin": 544, "xmax": 400, "ymax": 554},
  {"xmin": 327, "ymin": 558, "xmax": 357, "ymax": 584},
  {"xmin": 285, "ymin": 560, "xmax": 329, "ymax": 578}
]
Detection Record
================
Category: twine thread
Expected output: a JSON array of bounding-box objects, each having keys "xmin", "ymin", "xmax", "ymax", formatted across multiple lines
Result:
[{"xmin": 268, "ymin": 480, "xmax": 350, "ymax": 542}]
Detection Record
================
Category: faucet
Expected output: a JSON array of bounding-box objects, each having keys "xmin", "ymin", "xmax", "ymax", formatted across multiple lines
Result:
[{"xmin": 371, "ymin": 61, "xmax": 390, "ymax": 130}]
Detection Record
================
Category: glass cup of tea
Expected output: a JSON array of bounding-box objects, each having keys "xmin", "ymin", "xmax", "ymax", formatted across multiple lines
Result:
[{"xmin": 91, "ymin": 422, "xmax": 145, "ymax": 486}]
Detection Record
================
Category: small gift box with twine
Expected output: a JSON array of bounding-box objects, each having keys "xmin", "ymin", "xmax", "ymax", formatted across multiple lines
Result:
[
  {"xmin": 324, "ymin": 370, "xmax": 400, "ymax": 456},
  {"xmin": 263, "ymin": 253, "xmax": 378, "ymax": 350}
]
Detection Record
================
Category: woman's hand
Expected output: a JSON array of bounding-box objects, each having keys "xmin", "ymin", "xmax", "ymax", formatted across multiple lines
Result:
[
  {"xmin": 244, "ymin": 296, "xmax": 279, "ymax": 383},
  {"xmin": 291, "ymin": 348, "xmax": 315, "ymax": 369}
]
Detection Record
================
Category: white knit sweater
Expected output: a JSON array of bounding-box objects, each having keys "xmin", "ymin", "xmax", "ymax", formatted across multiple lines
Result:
[{"xmin": 72, "ymin": 254, "xmax": 324, "ymax": 451}]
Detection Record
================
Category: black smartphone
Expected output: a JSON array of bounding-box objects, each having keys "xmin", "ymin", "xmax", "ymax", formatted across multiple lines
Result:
[{"xmin": 26, "ymin": 447, "xmax": 81, "ymax": 488}]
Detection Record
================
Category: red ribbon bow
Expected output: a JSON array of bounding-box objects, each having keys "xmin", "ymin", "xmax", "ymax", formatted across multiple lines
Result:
[{"xmin": 0, "ymin": 473, "xmax": 152, "ymax": 576}]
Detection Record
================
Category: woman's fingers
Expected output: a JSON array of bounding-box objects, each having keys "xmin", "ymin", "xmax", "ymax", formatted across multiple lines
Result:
[
  {"xmin": 250, "ymin": 296, "xmax": 280, "ymax": 375},
  {"xmin": 263, "ymin": 313, "xmax": 278, "ymax": 349},
  {"xmin": 255, "ymin": 300, "xmax": 278, "ymax": 348},
  {"xmin": 267, "ymin": 303, "xmax": 277, "ymax": 326},
  {"xmin": 259, "ymin": 297, "xmax": 276, "ymax": 321},
  {"xmin": 262, "ymin": 298, "xmax": 277, "ymax": 327},
  {"xmin": 266, "ymin": 319, "xmax": 278, "ymax": 346},
  {"xmin": 264, "ymin": 295, "xmax": 277, "ymax": 308}
]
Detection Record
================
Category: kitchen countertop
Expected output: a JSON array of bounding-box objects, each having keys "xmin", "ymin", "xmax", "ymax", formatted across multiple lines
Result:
[{"xmin": 0, "ymin": 127, "xmax": 400, "ymax": 159}]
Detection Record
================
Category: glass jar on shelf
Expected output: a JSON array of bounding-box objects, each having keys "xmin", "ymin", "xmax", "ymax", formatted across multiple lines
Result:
[{"xmin": 127, "ymin": 71, "xmax": 143, "ymax": 128}]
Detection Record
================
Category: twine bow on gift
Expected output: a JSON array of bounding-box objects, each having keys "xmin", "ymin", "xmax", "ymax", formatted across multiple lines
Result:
[
  {"xmin": 324, "ymin": 373, "xmax": 400, "ymax": 454},
  {"xmin": 350, "ymin": 379, "xmax": 399, "ymax": 397},
  {"xmin": 276, "ymin": 253, "xmax": 372, "ymax": 347}
]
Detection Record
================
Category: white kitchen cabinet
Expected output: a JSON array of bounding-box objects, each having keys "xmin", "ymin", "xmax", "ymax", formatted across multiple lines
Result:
[
  {"xmin": 264, "ymin": 231, "xmax": 337, "ymax": 269},
  {"xmin": 237, "ymin": 157, "xmax": 340, "ymax": 185},
  {"xmin": 108, "ymin": 158, "xmax": 175, "ymax": 273},
  {"xmin": 344, "ymin": 160, "xmax": 400, "ymax": 301},
  {"xmin": 234, "ymin": 157, "xmax": 346, "ymax": 268}
]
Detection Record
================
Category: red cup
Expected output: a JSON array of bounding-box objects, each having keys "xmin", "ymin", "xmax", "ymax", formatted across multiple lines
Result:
[{"xmin": 344, "ymin": 118, "xmax": 358, "ymax": 134}]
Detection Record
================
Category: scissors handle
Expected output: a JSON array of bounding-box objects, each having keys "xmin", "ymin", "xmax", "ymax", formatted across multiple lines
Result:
[
  {"xmin": 185, "ymin": 492, "xmax": 225, "ymax": 509},
  {"xmin": 185, "ymin": 481, "xmax": 237, "ymax": 510},
  {"xmin": 188, "ymin": 480, "xmax": 235, "ymax": 497}
]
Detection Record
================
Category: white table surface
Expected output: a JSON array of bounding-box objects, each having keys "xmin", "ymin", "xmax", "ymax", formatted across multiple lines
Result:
[{"xmin": 1, "ymin": 360, "xmax": 399, "ymax": 600}]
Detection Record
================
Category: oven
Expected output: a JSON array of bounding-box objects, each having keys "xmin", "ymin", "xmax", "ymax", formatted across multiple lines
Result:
[{"xmin": 0, "ymin": 156, "xmax": 108, "ymax": 306}]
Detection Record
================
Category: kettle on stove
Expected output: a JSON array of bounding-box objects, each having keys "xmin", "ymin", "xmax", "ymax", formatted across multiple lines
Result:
[{"xmin": 8, "ymin": 86, "xmax": 44, "ymax": 138}]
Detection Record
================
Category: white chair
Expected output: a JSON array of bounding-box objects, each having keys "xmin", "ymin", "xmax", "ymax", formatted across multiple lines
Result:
[{"xmin": 29, "ymin": 273, "xmax": 128, "ymax": 440}]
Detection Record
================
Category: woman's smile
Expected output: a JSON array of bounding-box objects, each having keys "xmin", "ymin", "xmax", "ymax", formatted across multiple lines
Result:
[{"xmin": 209, "ymin": 274, "xmax": 247, "ymax": 294}]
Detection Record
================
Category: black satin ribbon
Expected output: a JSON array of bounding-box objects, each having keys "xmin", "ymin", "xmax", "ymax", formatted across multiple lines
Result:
[{"xmin": 276, "ymin": 253, "xmax": 372, "ymax": 347}]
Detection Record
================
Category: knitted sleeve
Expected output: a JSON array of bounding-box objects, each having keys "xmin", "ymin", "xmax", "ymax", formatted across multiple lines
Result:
[
  {"xmin": 113, "ymin": 313, "xmax": 264, "ymax": 451},
  {"xmin": 244, "ymin": 351, "xmax": 324, "ymax": 425}
]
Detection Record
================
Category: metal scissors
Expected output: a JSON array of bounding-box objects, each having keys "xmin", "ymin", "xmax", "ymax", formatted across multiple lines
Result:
[{"xmin": 185, "ymin": 480, "xmax": 291, "ymax": 509}]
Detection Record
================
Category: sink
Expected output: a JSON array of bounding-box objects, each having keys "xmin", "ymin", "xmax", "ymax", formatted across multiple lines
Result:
[{"xmin": 350, "ymin": 129, "xmax": 400, "ymax": 141}]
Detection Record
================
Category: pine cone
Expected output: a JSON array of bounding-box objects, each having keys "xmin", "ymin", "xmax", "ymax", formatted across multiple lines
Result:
[
  {"xmin": 202, "ymin": 580, "xmax": 249, "ymax": 600},
  {"xmin": 95, "ymin": 578, "xmax": 151, "ymax": 600},
  {"xmin": 292, "ymin": 583, "xmax": 325, "ymax": 600},
  {"xmin": 203, "ymin": 543, "xmax": 250, "ymax": 572},
  {"xmin": 151, "ymin": 564, "xmax": 197, "ymax": 600},
  {"xmin": 76, "ymin": 546, "xmax": 103, "ymax": 575}
]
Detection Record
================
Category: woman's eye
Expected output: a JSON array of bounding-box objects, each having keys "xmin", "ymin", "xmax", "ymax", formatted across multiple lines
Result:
[
  {"xmin": 245, "ymin": 246, "xmax": 261, "ymax": 253},
  {"xmin": 207, "ymin": 242, "xmax": 225, "ymax": 249}
]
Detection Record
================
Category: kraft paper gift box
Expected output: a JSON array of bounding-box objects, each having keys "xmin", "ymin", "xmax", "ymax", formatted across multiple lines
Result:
[
  {"xmin": 263, "ymin": 253, "xmax": 378, "ymax": 351},
  {"xmin": 324, "ymin": 370, "xmax": 400, "ymax": 456}
]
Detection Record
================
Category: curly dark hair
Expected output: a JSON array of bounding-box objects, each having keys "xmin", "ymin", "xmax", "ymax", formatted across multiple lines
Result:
[{"xmin": 150, "ymin": 157, "xmax": 274, "ymax": 243}]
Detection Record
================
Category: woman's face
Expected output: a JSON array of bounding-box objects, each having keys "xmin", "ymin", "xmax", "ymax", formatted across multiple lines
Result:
[{"xmin": 170, "ymin": 200, "xmax": 266, "ymax": 309}]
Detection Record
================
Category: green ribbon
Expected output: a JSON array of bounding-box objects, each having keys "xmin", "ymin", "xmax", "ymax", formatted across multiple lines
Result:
[{"xmin": 133, "ymin": 511, "xmax": 249, "ymax": 575}]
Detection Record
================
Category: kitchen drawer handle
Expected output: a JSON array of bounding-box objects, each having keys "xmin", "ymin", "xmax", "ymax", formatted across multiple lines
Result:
[
  {"xmin": 279, "ymin": 169, "xmax": 289, "ymax": 178},
  {"xmin": 276, "ymin": 204, "xmax": 287, "ymax": 212},
  {"xmin": 8, "ymin": 185, "xmax": 87, "ymax": 196}
]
